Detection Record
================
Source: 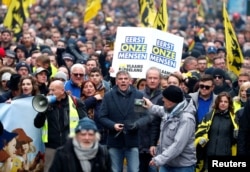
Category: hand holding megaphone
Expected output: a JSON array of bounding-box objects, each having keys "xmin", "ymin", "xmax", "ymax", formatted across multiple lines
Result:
[{"xmin": 32, "ymin": 95, "xmax": 56, "ymax": 112}]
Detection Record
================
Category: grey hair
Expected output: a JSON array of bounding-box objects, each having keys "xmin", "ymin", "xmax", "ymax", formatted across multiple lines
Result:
[
  {"xmin": 146, "ymin": 66, "xmax": 162, "ymax": 78},
  {"xmin": 115, "ymin": 70, "xmax": 131, "ymax": 79},
  {"xmin": 70, "ymin": 63, "xmax": 85, "ymax": 74}
]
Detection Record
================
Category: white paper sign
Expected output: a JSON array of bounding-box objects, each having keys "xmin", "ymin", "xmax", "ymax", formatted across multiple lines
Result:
[{"xmin": 111, "ymin": 27, "xmax": 184, "ymax": 78}]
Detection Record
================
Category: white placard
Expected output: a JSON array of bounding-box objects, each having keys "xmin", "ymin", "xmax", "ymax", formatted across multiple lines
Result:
[{"xmin": 111, "ymin": 27, "xmax": 184, "ymax": 78}]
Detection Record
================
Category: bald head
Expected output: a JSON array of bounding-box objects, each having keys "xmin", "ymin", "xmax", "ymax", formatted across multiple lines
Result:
[
  {"xmin": 49, "ymin": 80, "xmax": 65, "ymax": 100},
  {"xmin": 51, "ymin": 80, "xmax": 64, "ymax": 89}
]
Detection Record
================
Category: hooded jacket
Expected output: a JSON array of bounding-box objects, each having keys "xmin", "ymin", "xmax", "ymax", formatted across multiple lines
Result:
[{"xmin": 149, "ymin": 99, "xmax": 197, "ymax": 167}]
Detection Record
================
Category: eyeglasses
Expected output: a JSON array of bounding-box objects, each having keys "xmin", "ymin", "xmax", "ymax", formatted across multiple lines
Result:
[
  {"xmin": 72, "ymin": 73, "xmax": 84, "ymax": 77},
  {"xmin": 213, "ymin": 75, "xmax": 223, "ymax": 79},
  {"xmin": 199, "ymin": 84, "xmax": 212, "ymax": 90}
]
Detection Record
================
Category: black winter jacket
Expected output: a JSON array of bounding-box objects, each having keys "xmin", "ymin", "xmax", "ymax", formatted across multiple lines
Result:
[
  {"xmin": 237, "ymin": 99, "xmax": 250, "ymax": 156},
  {"xmin": 34, "ymin": 94, "xmax": 87, "ymax": 149},
  {"xmin": 139, "ymin": 86, "xmax": 162, "ymax": 152},
  {"xmin": 99, "ymin": 85, "xmax": 151, "ymax": 148},
  {"xmin": 49, "ymin": 139, "xmax": 111, "ymax": 172}
]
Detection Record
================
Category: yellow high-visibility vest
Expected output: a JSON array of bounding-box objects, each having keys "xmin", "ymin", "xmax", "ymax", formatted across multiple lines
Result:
[{"xmin": 42, "ymin": 95, "xmax": 78, "ymax": 142}]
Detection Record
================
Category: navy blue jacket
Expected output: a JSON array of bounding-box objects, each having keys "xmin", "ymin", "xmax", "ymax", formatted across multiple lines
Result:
[{"xmin": 99, "ymin": 85, "xmax": 150, "ymax": 148}]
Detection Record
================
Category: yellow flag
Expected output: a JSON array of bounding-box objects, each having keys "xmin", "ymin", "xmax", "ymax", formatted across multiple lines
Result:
[
  {"xmin": 2, "ymin": 0, "xmax": 11, "ymax": 6},
  {"xmin": 84, "ymin": 0, "xmax": 101, "ymax": 23},
  {"xmin": 223, "ymin": 2, "xmax": 243, "ymax": 76},
  {"xmin": 3, "ymin": 0, "xmax": 35, "ymax": 7},
  {"xmin": 153, "ymin": 0, "xmax": 168, "ymax": 31},
  {"xmin": 138, "ymin": 0, "xmax": 157, "ymax": 27},
  {"xmin": 3, "ymin": 0, "xmax": 31, "ymax": 36}
]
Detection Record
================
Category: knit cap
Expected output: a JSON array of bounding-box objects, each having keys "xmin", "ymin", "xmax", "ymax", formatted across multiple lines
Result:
[
  {"xmin": 75, "ymin": 117, "xmax": 98, "ymax": 133},
  {"xmin": 162, "ymin": 85, "xmax": 183, "ymax": 103}
]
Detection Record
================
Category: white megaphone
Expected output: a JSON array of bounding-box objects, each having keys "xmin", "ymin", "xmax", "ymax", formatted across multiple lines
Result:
[{"xmin": 32, "ymin": 95, "xmax": 56, "ymax": 112}]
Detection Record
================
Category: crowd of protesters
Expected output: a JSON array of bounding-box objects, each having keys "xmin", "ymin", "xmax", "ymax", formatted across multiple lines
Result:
[{"xmin": 1, "ymin": 0, "xmax": 250, "ymax": 171}]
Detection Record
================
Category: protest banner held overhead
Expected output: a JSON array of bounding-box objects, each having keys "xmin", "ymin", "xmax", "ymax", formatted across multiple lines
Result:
[{"xmin": 111, "ymin": 27, "xmax": 184, "ymax": 78}]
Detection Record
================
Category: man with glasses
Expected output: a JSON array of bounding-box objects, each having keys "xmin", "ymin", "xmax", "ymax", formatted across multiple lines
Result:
[
  {"xmin": 189, "ymin": 74, "xmax": 217, "ymax": 124},
  {"xmin": 64, "ymin": 63, "xmax": 85, "ymax": 98},
  {"xmin": 212, "ymin": 68, "xmax": 232, "ymax": 94}
]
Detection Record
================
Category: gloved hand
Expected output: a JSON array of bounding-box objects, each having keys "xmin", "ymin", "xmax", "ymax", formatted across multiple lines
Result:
[
  {"xmin": 125, "ymin": 123, "xmax": 138, "ymax": 132},
  {"xmin": 199, "ymin": 137, "xmax": 207, "ymax": 146},
  {"xmin": 233, "ymin": 129, "xmax": 238, "ymax": 139}
]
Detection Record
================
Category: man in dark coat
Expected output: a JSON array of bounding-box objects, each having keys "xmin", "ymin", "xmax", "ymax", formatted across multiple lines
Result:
[
  {"xmin": 34, "ymin": 80, "xmax": 87, "ymax": 172},
  {"xmin": 99, "ymin": 70, "xmax": 151, "ymax": 172},
  {"xmin": 237, "ymin": 94, "xmax": 250, "ymax": 156},
  {"xmin": 49, "ymin": 117, "xmax": 111, "ymax": 172}
]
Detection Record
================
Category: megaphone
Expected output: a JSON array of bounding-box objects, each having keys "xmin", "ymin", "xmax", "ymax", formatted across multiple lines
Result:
[{"xmin": 32, "ymin": 95, "xmax": 56, "ymax": 112}]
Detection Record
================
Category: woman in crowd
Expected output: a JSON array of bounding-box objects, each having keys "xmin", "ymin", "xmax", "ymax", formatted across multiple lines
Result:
[
  {"xmin": 134, "ymin": 78, "xmax": 146, "ymax": 91},
  {"xmin": 233, "ymin": 81, "xmax": 250, "ymax": 123},
  {"xmin": 80, "ymin": 80, "xmax": 106, "ymax": 144},
  {"xmin": 195, "ymin": 92, "xmax": 238, "ymax": 172},
  {"xmin": 5, "ymin": 76, "xmax": 40, "ymax": 103},
  {"xmin": 16, "ymin": 75, "xmax": 40, "ymax": 99},
  {"xmin": 80, "ymin": 80, "xmax": 102, "ymax": 119}
]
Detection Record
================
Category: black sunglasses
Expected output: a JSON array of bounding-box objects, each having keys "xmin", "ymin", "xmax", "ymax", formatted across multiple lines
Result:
[
  {"xmin": 199, "ymin": 84, "xmax": 211, "ymax": 90},
  {"xmin": 72, "ymin": 73, "xmax": 84, "ymax": 77},
  {"xmin": 213, "ymin": 75, "xmax": 223, "ymax": 79}
]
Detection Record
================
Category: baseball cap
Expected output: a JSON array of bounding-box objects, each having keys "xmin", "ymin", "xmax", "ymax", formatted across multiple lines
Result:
[
  {"xmin": 1, "ymin": 72, "xmax": 11, "ymax": 81},
  {"xmin": 35, "ymin": 67, "xmax": 48, "ymax": 75},
  {"xmin": 5, "ymin": 50, "xmax": 16, "ymax": 58},
  {"xmin": 207, "ymin": 46, "xmax": 217, "ymax": 54},
  {"xmin": 62, "ymin": 53, "xmax": 75, "ymax": 61},
  {"xmin": 41, "ymin": 48, "xmax": 53, "ymax": 55}
]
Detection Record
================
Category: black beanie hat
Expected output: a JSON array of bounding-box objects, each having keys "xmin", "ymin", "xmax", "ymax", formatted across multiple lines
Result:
[
  {"xmin": 6, "ymin": 74, "xmax": 21, "ymax": 90},
  {"xmin": 162, "ymin": 85, "xmax": 183, "ymax": 103},
  {"xmin": 212, "ymin": 68, "xmax": 225, "ymax": 78}
]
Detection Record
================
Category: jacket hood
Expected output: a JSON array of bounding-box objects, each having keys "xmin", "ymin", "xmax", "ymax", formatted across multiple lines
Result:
[{"xmin": 170, "ymin": 98, "xmax": 196, "ymax": 118}]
